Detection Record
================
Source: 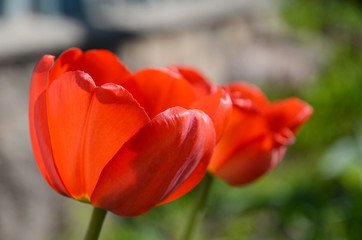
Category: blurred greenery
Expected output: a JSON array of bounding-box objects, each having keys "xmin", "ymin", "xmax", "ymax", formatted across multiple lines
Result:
[{"xmin": 60, "ymin": 0, "xmax": 362, "ymax": 239}]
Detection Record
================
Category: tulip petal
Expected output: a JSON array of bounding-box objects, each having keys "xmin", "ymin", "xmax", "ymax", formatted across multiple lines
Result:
[
  {"xmin": 208, "ymin": 106, "xmax": 269, "ymax": 172},
  {"xmin": 191, "ymin": 88, "xmax": 232, "ymax": 141},
  {"xmin": 46, "ymin": 71, "xmax": 96, "ymax": 199},
  {"xmin": 46, "ymin": 72, "xmax": 150, "ymax": 200},
  {"xmin": 48, "ymin": 48, "xmax": 82, "ymax": 83},
  {"xmin": 169, "ymin": 66, "xmax": 217, "ymax": 96},
  {"xmin": 91, "ymin": 107, "xmax": 215, "ymax": 216},
  {"xmin": 121, "ymin": 69, "xmax": 197, "ymax": 119},
  {"xmin": 49, "ymin": 48, "xmax": 131, "ymax": 86},
  {"xmin": 212, "ymin": 135, "xmax": 275, "ymax": 186},
  {"xmin": 83, "ymin": 83, "xmax": 150, "ymax": 197},
  {"xmin": 266, "ymin": 97, "xmax": 313, "ymax": 134},
  {"xmin": 29, "ymin": 55, "xmax": 69, "ymax": 196},
  {"xmin": 156, "ymin": 154, "xmax": 209, "ymax": 205},
  {"xmin": 227, "ymin": 82, "xmax": 269, "ymax": 111}
]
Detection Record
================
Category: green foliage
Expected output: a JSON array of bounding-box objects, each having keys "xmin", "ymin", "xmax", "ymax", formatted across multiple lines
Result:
[
  {"xmin": 282, "ymin": 0, "xmax": 362, "ymax": 34},
  {"xmin": 298, "ymin": 46, "xmax": 362, "ymax": 149}
]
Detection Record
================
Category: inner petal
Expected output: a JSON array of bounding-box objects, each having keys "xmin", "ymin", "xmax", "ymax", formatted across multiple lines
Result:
[
  {"xmin": 83, "ymin": 83, "xmax": 150, "ymax": 196},
  {"xmin": 120, "ymin": 68, "xmax": 197, "ymax": 119},
  {"xmin": 49, "ymin": 48, "xmax": 132, "ymax": 86}
]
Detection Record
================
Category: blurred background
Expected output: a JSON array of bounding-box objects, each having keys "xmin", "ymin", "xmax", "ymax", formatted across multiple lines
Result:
[{"xmin": 1, "ymin": 0, "xmax": 362, "ymax": 239}]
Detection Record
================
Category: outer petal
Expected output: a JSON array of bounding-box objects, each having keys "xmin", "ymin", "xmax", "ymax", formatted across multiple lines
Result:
[
  {"xmin": 211, "ymin": 135, "xmax": 276, "ymax": 186},
  {"xmin": 156, "ymin": 153, "xmax": 209, "ymax": 205},
  {"xmin": 29, "ymin": 55, "xmax": 69, "ymax": 195},
  {"xmin": 46, "ymin": 71, "xmax": 96, "ymax": 199},
  {"xmin": 49, "ymin": 48, "xmax": 131, "ymax": 86},
  {"xmin": 46, "ymin": 72, "xmax": 150, "ymax": 200},
  {"xmin": 266, "ymin": 97, "xmax": 313, "ymax": 134},
  {"xmin": 208, "ymin": 106, "xmax": 269, "ymax": 173},
  {"xmin": 91, "ymin": 107, "xmax": 215, "ymax": 217},
  {"xmin": 121, "ymin": 69, "xmax": 197, "ymax": 119}
]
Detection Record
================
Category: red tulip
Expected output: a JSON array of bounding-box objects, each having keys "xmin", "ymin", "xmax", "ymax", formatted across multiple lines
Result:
[
  {"xmin": 29, "ymin": 48, "xmax": 231, "ymax": 216},
  {"xmin": 208, "ymin": 82, "xmax": 313, "ymax": 186}
]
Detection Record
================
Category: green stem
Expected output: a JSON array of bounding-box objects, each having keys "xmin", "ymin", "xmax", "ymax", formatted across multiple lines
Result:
[
  {"xmin": 84, "ymin": 207, "xmax": 108, "ymax": 240},
  {"xmin": 181, "ymin": 172, "xmax": 214, "ymax": 240}
]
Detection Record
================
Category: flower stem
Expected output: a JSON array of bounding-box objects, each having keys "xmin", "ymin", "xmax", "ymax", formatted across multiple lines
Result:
[
  {"xmin": 181, "ymin": 172, "xmax": 214, "ymax": 240},
  {"xmin": 84, "ymin": 207, "xmax": 108, "ymax": 240}
]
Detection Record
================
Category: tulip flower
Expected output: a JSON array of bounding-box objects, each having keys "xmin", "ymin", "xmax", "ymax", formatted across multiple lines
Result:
[
  {"xmin": 208, "ymin": 82, "xmax": 313, "ymax": 186},
  {"xmin": 174, "ymin": 67, "xmax": 313, "ymax": 240},
  {"xmin": 165, "ymin": 67, "xmax": 312, "ymax": 186},
  {"xmin": 28, "ymin": 48, "xmax": 232, "ymax": 219}
]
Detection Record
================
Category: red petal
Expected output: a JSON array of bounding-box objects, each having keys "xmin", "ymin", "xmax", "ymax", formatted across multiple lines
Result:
[
  {"xmin": 29, "ymin": 55, "xmax": 69, "ymax": 196},
  {"xmin": 227, "ymin": 82, "xmax": 269, "ymax": 111},
  {"xmin": 156, "ymin": 153, "xmax": 209, "ymax": 205},
  {"xmin": 46, "ymin": 71, "xmax": 96, "ymax": 199},
  {"xmin": 49, "ymin": 48, "xmax": 131, "ymax": 86},
  {"xmin": 91, "ymin": 107, "xmax": 215, "ymax": 216},
  {"xmin": 208, "ymin": 106, "xmax": 269, "ymax": 173},
  {"xmin": 121, "ymin": 69, "xmax": 197, "ymax": 119},
  {"xmin": 211, "ymin": 135, "xmax": 277, "ymax": 186},
  {"xmin": 266, "ymin": 97, "xmax": 313, "ymax": 134},
  {"xmin": 48, "ymin": 48, "xmax": 82, "ymax": 83},
  {"xmin": 191, "ymin": 88, "xmax": 232, "ymax": 141},
  {"xmin": 83, "ymin": 83, "xmax": 150, "ymax": 196},
  {"xmin": 169, "ymin": 66, "xmax": 217, "ymax": 96},
  {"xmin": 46, "ymin": 72, "xmax": 150, "ymax": 200}
]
